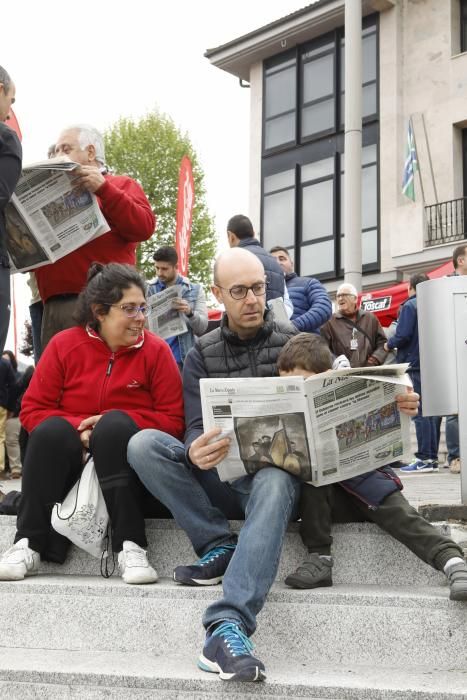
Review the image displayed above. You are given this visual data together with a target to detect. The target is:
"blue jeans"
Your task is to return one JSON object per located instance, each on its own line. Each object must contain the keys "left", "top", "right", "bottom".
{"left": 127, "top": 429, "right": 300, "bottom": 636}
{"left": 409, "top": 370, "right": 438, "bottom": 461}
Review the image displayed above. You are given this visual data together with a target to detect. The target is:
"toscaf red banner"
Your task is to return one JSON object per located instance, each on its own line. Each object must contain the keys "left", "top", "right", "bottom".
{"left": 175, "top": 156, "right": 195, "bottom": 278}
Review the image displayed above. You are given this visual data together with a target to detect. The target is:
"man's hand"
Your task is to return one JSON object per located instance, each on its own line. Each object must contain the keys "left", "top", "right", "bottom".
{"left": 396, "top": 387, "right": 419, "bottom": 416}
{"left": 383, "top": 342, "right": 390, "bottom": 352}
{"left": 172, "top": 297, "right": 192, "bottom": 316}
{"left": 78, "top": 414, "right": 103, "bottom": 449}
{"left": 366, "top": 355, "right": 380, "bottom": 366}
{"left": 73, "top": 165, "right": 105, "bottom": 193}
{"left": 188, "top": 427, "right": 231, "bottom": 470}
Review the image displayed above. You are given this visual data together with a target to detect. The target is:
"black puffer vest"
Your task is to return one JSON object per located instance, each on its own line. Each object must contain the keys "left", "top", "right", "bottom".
{"left": 197, "top": 312, "right": 296, "bottom": 378}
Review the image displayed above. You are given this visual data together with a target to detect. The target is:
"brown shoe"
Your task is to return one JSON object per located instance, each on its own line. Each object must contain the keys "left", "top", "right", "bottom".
{"left": 450, "top": 458, "right": 461, "bottom": 474}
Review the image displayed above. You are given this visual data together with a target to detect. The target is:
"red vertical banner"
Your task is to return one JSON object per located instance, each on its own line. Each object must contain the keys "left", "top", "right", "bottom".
{"left": 6, "top": 107, "right": 22, "bottom": 141}
{"left": 175, "top": 156, "right": 195, "bottom": 278}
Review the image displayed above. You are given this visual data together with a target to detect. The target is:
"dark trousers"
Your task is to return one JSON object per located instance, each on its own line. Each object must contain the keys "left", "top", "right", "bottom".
{"left": 299, "top": 483, "right": 464, "bottom": 571}
{"left": 0, "top": 266, "right": 10, "bottom": 355}
{"left": 41, "top": 295, "right": 78, "bottom": 351}
{"left": 16, "top": 411, "right": 155, "bottom": 560}
{"left": 29, "top": 300, "right": 44, "bottom": 364}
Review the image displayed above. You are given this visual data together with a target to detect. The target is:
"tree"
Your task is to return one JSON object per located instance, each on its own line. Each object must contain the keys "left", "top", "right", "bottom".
{"left": 19, "top": 319, "right": 34, "bottom": 358}
{"left": 104, "top": 112, "right": 217, "bottom": 289}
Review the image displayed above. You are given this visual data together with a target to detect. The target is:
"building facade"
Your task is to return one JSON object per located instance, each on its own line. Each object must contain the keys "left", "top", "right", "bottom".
{"left": 206, "top": 0, "right": 467, "bottom": 292}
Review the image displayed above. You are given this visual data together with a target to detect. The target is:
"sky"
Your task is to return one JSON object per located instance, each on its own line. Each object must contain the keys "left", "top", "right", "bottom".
{"left": 3, "top": 0, "right": 306, "bottom": 360}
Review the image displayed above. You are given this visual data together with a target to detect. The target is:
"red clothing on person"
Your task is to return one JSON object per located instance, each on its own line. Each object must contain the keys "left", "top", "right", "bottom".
{"left": 20, "top": 326, "right": 184, "bottom": 439}
{"left": 35, "top": 174, "right": 155, "bottom": 302}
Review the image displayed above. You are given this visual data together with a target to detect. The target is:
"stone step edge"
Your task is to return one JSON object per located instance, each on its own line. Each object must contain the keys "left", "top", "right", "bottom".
{"left": 0, "top": 648, "right": 466, "bottom": 698}
{"left": 0, "top": 576, "right": 454, "bottom": 608}
{"left": 0, "top": 513, "right": 454, "bottom": 537}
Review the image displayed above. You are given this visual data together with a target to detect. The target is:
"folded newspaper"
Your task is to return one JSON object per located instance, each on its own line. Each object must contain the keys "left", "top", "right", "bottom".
{"left": 5, "top": 156, "right": 109, "bottom": 273}
{"left": 200, "top": 364, "right": 412, "bottom": 486}
{"left": 147, "top": 285, "right": 188, "bottom": 340}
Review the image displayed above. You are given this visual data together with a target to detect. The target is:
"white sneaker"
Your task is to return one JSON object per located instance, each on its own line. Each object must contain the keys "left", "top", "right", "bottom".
{"left": 0, "top": 538, "right": 40, "bottom": 580}
{"left": 118, "top": 541, "right": 158, "bottom": 584}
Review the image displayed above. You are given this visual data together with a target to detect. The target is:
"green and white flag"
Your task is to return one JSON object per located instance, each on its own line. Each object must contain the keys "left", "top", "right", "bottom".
{"left": 402, "top": 120, "right": 417, "bottom": 201}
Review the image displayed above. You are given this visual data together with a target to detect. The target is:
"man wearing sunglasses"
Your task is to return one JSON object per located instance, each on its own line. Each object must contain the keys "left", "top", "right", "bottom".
{"left": 128, "top": 247, "right": 299, "bottom": 683}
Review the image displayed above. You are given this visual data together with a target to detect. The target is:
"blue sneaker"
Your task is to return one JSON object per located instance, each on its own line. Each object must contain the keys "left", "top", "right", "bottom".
{"left": 173, "top": 543, "right": 236, "bottom": 586}
{"left": 198, "top": 621, "right": 266, "bottom": 682}
{"left": 400, "top": 459, "right": 438, "bottom": 473}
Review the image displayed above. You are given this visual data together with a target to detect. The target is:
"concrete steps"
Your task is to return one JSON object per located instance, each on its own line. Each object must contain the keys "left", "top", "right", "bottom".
{"left": 0, "top": 515, "right": 445, "bottom": 585}
{"left": 0, "top": 649, "right": 465, "bottom": 699}
{"left": 1, "top": 576, "right": 466, "bottom": 668}
{"left": 0, "top": 515, "right": 466, "bottom": 697}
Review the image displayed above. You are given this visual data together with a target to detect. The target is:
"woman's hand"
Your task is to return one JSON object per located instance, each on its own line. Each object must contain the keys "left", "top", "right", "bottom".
{"left": 78, "top": 414, "right": 103, "bottom": 449}
{"left": 188, "top": 427, "right": 231, "bottom": 470}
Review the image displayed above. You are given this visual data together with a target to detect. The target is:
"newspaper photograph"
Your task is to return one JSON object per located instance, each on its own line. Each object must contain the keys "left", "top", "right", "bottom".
{"left": 6, "top": 157, "right": 109, "bottom": 273}
{"left": 304, "top": 365, "right": 412, "bottom": 485}
{"left": 200, "top": 364, "right": 412, "bottom": 486}
{"left": 147, "top": 285, "right": 188, "bottom": 339}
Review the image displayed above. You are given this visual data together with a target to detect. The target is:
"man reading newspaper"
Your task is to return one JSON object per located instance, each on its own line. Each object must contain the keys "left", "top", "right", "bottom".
{"left": 276, "top": 333, "right": 467, "bottom": 600}
{"left": 35, "top": 124, "right": 155, "bottom": 348}
{"left": 129, "top": 249, "right": 420, "bottom": 683}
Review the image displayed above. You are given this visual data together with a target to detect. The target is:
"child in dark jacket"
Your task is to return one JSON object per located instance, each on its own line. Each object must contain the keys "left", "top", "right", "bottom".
{"left": 277, "top": 333, "right": 467, "bottom": 601}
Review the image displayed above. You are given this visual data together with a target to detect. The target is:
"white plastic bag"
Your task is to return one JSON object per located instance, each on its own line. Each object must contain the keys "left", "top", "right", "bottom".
{"left": 51, "top": 457, "right": 109, "bottom": 558}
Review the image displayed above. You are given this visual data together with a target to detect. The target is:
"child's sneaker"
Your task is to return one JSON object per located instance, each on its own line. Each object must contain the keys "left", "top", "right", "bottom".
{"left": 0, "top": 538, "right": 40, "bottom": 580}
{"left": 285, "top": 553, "right": 333, "bottom": 589}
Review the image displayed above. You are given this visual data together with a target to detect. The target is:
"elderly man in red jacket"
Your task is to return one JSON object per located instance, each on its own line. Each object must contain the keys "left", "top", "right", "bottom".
{"left": 36, "top": 124, "right": 155, "bottom": 348}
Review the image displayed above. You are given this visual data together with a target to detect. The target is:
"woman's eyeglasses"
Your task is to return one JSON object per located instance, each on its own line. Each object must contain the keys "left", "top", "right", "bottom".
{"left": 110, "top": 304, "right": 149, "bottom": 318}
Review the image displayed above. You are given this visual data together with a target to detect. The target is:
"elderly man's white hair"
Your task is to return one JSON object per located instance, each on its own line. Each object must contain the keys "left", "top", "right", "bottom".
{"left": 67, "top": 124, "right": 106, "bottom": 166}
{"left": 337, "top": 282, "right": 358, "bottom": 297}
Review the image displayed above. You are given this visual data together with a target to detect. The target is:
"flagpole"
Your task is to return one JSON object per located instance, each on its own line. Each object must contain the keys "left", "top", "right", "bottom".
{"left": 409, "top": 116, "right": 425, "bottom": 204}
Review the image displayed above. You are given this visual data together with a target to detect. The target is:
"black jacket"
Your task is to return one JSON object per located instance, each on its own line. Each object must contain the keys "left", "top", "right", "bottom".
{"left": 237, "top": 238, "right": 286, "bottom": 302}
{"left": 0, "top": 123, "right": 22, "bottom": 268}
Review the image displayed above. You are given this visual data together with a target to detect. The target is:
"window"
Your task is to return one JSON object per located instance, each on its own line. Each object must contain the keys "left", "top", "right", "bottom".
{"left": 261, "top": 15, "right": 379, "bottom": 281}
{"left": 462, "top": 0, "right": 467, "bottom": 53}
{"left": 301, "top": 39, "right": 335, "bottom": 139}
{"left": 264, "top": 55, "right": 296, "bottom": 150}
{"left": 262, "top": 169, "right": 295, "bottom": 251}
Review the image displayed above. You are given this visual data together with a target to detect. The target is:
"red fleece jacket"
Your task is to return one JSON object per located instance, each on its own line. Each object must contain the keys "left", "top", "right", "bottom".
{"left": 20, "top": 326, "right": 184, "bottom": 439}
{"left": 35, "top": 174, "right": 155, "bottom": 302}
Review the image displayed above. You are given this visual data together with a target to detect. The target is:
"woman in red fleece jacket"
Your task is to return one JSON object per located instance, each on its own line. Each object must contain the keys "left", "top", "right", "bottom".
{"left": 0, "top": 263, "right": 184, "bottom": 584}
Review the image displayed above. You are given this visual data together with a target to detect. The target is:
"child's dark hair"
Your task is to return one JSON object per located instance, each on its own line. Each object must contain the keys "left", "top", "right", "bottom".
{"left": 277, "top": 333, "right": 333, "bottom": 374}
{"left": 74, "top": 262, "right": 146, "bottom": 331}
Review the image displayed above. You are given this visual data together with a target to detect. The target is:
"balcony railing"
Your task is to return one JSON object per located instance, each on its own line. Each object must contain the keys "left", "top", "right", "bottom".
{"left": 425, "top": 197, "right": 467, "bottom": 248}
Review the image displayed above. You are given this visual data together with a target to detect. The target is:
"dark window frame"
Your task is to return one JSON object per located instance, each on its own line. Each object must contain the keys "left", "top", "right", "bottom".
{"left": 461, "top": 0, "right": 467, "bottom": 53}
{"left": 260, "top": 13, "right": 380, "bottom": 282}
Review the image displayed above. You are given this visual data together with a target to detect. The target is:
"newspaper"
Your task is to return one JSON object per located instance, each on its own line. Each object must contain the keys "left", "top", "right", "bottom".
{"left": 5, "top": 156, "right": 109, "bottom": 273}
{"left": 200, "top": 364, "right": 412, "bottom": 485}
{"left": 147, "top": 285, "right": 188, "bottom": 339}
{"left": 268, "top": 297, "right": 289, "bottom": 323}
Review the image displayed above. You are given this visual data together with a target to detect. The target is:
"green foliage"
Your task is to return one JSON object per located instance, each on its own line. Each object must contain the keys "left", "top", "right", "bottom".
{"left": 104, "top": 112, "right": 217, "bottom": 288}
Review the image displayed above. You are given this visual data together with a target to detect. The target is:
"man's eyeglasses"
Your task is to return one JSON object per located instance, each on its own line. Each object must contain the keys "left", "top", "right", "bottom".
{"left": 110, "top": 304, "right": 149, "bottom": 318}
{"left": 336, "top": 293, "right": 354, "bottom": 300}
{"left": 216, "top": 282, "right": 268, "bottom": 300}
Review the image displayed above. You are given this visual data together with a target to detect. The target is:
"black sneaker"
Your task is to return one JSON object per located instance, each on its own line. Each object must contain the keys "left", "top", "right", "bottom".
{"left": 173, "top": 543, "right": 236, "bottom": 586}
{"left": 198, "top": 621, "right": 266, "bottom": 682}
{"left": 284, "top": 554, "right": 333, "bottom": 589}
{"left": 447, "top": 562, "right": 467, "bottom": 601}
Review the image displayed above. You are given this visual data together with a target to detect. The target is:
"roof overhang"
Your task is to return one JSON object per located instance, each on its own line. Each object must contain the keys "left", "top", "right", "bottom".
{"left": 205, "top": 0, "right": 395, "bottom": 82}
